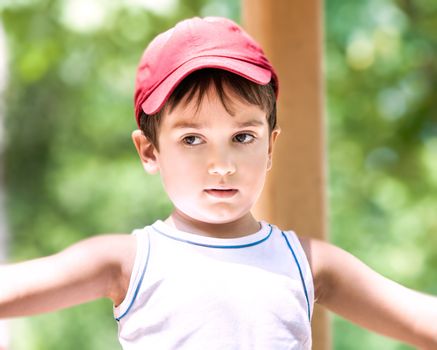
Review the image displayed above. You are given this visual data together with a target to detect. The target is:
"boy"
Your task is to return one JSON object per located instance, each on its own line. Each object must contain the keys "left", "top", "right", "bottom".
{"left": 1, "top": 16, "right": 437, "bottom": 349}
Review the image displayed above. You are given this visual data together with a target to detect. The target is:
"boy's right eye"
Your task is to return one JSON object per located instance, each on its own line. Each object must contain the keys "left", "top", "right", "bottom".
{"left": 182, "top": 135, "right": 203, "bottom": 146}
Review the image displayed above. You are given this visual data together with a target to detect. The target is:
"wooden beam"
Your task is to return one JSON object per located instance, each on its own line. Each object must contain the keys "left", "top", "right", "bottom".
{"left": 242, "top": 1, "right": 330, "bottom": 349}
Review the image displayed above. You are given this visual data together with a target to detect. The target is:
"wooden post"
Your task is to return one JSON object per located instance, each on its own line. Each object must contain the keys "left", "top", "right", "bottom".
{"left": 242, "top": 1, "right": 330, "bottom": 349}
{"left": 0, "top": 19, "right": 10, "bottom": 350}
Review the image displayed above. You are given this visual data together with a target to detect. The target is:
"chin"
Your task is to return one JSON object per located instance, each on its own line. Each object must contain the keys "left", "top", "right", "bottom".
{"left": 198, "top": 211, "right": 248, "bottom": 225}
{"left": 175, "top": 201, "right": 253, "bottom": 225}
{"left": 202, "top": 217, "right": 237, "bottom": 225}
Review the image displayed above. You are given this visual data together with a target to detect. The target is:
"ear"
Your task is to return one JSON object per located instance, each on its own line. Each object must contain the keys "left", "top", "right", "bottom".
{"left": 267, "top": 128, "right": 281, "bottom": 171}
{"left": 131, "top": 130, "right": 160, "bottom": 174}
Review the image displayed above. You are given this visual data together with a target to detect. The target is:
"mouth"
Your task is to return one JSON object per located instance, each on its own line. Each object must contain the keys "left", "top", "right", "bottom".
{"left": 204, "top": 189, "right": 238, "bottom": 198}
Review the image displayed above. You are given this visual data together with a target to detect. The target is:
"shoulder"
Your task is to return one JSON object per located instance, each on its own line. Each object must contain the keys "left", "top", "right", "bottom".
{"left": 296, "top": 235, "right": 354, "bottom": 303}
{"left": 101, "top": 234, "right": 138, "bottom": 305}
{"left": 66, "top": 233, "right": 137, "bottom": 304}
{"left": 68, "top": 233, "right": 137, "bottom": 267}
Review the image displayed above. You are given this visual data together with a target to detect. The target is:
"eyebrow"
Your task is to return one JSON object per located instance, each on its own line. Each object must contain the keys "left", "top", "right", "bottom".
{"left": 171, "top": 119, "right": 265, "bottom": 129}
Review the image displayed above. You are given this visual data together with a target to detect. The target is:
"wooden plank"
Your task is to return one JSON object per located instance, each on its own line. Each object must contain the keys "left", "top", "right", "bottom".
{"left": 242, "top": 1, "right": 330, "bottom": 349}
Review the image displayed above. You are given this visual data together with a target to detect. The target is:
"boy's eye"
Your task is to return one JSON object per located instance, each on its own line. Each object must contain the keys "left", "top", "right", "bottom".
{"left": 234, "top": 133, "right": 255, "bottom": 144}
{"left": 182, "top": 135, "right": 203, "bottom": 145}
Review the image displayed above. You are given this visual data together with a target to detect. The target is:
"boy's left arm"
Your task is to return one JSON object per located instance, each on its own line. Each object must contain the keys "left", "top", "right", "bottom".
{"left": 301, "top": 238, "right": 437, "bottom": 349}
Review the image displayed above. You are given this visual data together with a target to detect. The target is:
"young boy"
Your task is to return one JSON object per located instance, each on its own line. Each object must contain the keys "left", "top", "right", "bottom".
{"left": 1, "top": 16, "right": 436, "bottom": 349}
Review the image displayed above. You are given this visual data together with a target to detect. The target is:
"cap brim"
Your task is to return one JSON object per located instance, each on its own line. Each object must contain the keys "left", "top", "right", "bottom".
{"left": 141, "top": 56, "right": 272, "bottom": 115}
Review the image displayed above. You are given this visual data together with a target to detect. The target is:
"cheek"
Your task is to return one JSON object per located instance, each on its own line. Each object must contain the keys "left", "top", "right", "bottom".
{"left": 238, "top": 143, "right": 270, "bottom": 171}
{"left": 241, "top": 147, "right": 271, "bottom": 190}
{"left": 158, "top": 150, "right": 202, "bottom": 189}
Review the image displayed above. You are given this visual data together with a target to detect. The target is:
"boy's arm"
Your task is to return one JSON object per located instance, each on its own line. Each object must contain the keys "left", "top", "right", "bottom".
{"left": 301, "top": 238, "right": 437, "bottom": 349}
{"left": 0, "top": 234, "right": 136, "bottom": 318}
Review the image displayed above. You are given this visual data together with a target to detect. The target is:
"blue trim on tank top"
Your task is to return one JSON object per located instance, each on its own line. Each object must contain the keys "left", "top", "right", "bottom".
{"left": 281, "top": 231, "right": 311, "bottom": 322}
{"left": 116, "top": 231, "right": 151, "bottom": 322}
{"left": 151, "top": 224, "right": 273, "bottom": 249}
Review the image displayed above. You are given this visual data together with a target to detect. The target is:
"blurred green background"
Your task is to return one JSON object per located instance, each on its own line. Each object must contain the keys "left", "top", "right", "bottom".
{"left": 0, "top": 0, "right": 436, "bottom": 349}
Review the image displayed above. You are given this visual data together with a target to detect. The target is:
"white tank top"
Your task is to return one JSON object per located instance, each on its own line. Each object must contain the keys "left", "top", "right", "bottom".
{"left": 114, "top": 220, "right": 314, "bottom": 349}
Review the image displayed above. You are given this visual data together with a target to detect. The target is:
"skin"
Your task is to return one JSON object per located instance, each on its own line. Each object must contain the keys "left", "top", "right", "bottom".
{"left": 0, "top": 85, "right": 436, "bottom": 348}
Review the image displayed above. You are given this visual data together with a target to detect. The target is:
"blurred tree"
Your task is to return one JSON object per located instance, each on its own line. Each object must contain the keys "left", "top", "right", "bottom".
{"left": 0, "top": 18, "right": 10, "bottom": 350}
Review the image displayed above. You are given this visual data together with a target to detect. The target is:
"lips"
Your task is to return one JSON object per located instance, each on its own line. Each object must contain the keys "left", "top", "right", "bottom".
{"left": 205, "top": 189, "right": 238, "bottom": 198}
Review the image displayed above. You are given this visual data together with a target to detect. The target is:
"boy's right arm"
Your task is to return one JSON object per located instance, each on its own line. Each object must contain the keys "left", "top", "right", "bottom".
{"left": 0, "top": 234, "right": 136, "bottom": 318}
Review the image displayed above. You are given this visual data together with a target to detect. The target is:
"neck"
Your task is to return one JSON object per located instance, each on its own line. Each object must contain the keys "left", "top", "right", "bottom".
{"left": 164, "top": 211, "right": 261, "bottom": 239}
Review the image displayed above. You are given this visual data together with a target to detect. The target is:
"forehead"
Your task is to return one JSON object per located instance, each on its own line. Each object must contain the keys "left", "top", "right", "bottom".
{"left": 161, "top": 85, "right": 268, "bottom": 128}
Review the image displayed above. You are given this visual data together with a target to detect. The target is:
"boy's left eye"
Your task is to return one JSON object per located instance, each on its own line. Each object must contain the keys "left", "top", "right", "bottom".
{"left": 234, "top": 133, "right": 255, "bottom": 144}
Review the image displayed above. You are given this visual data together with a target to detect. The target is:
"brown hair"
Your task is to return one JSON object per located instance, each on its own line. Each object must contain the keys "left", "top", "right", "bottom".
{"left": 139, "top": 68, "right": 277, "bottom": 150}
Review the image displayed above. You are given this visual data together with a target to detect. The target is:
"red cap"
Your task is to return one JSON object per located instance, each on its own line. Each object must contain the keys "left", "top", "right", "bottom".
{"left": 134, "top": 16, "right": 278, "bottom": 126}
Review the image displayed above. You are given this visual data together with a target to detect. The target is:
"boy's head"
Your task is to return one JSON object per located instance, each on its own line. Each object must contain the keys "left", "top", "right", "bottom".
{"left": 132, "top": 17, "right": 280, "bottom": 225}
{"left": 133, "top": 16, "right": 279, "bottom": 145}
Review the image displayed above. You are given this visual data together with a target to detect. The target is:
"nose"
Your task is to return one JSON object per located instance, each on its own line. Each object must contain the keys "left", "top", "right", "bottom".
{"left": 207, "top": 148, "right": 236, "bottom": 176}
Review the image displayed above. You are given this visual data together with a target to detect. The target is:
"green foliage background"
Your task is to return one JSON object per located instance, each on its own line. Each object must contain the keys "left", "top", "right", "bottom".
{"left": 1, "top": 0, "right": 436, "bottom": 349}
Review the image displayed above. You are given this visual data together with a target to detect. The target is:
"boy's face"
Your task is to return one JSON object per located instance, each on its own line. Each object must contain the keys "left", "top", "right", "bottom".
{"left": 133, "top": 85, "right": 279, "bottom": 227}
